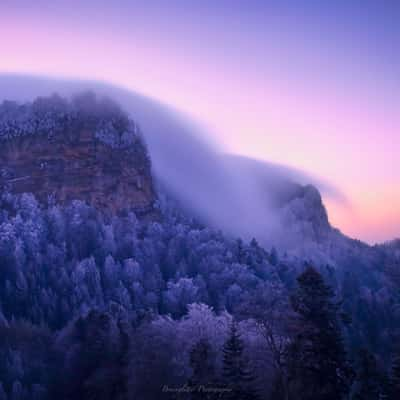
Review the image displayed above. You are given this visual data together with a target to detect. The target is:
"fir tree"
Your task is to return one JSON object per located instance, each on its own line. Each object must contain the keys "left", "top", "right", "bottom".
{"left": 188, "top": 339, "right": 216, "bottom": 399}
{"left": 222, "top": 322, "right": 258, "bottom": 400}
{"left": 353, "top": 348, "right": 388, "bottom": 400}
{"left": 288, "top": 266, "right": 354, "bottom": 400}
{"left": 389, "top": 352, "right": 400, "bottom": 400}
{"left": 0, "top": 383, "right": 6, "bottom": 400}
{"left": 190, "top": 339, "right": 215, "bottom": 385}
{"left": 269, "top": 247, "right": 278, "bottom": 266}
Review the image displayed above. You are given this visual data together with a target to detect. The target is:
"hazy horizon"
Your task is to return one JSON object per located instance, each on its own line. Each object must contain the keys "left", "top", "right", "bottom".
{"left": 1, "top": 1, "right": 399, "bottom": 243}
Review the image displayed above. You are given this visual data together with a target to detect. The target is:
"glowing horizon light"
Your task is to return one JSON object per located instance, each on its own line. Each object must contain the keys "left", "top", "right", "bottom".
{"left": 0, "top": 0, "right": 399, "bottom": 243}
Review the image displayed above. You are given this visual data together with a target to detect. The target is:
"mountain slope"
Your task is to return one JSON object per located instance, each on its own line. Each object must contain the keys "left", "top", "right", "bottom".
{"left": 0, "top": 90, "right": 399, "bottom": 400}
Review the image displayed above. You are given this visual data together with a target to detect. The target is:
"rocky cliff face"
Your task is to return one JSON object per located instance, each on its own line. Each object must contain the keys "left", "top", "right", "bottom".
{"left": 280, "top": 184, "right": 332, "bottom": 241}
{"left": 0, "top": 93, "right": 157, "bottom": 217}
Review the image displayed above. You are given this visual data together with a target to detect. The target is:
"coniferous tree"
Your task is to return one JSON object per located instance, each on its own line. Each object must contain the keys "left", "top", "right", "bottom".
{"left": 222, "top": 322, "right": 258, "bottom": 400}
{"left": 55, "top": 310, "right": 126, "bottom": 400}
{"left": 288, "top": 266, "right": 354, "bottom": 400}
{"left": 269, "top": 247, "right": 278, "bottom": 266}
{"left": 190, "top": 339, "right": 215, "bottom": 385}
{"left": 389, "top": 352, "right": 400, "bottom": 400}
{"left": 353, "top": 348, "right": 388, "bottom": 400}
{"left": 188, "top": 339, "right": 216, "bottom": 399}
{"left": 10, "top": 381, "right": 24, "bottom": 400}
{"left": 0, "top": 383, "right": 7, "bottom": 400}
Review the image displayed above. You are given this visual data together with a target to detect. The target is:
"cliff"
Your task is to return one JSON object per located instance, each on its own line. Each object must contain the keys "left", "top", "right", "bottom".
{"left": 0, "top": 93, "right": 157, "bottom": 217}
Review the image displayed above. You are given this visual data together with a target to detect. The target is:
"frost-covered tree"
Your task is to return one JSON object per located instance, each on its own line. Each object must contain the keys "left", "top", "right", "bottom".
{"left": 0, "top": 93, "right": 398, "bottom": 400}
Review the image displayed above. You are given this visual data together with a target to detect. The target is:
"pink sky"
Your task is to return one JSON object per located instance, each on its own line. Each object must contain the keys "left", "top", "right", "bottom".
{"left": 1, "top": 1, "right": 399, "bottom": 243}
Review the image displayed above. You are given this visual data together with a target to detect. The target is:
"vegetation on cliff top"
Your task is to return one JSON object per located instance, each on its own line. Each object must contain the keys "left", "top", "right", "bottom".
{"left": 0, "top": 92, "right": 142, "bottom": 150}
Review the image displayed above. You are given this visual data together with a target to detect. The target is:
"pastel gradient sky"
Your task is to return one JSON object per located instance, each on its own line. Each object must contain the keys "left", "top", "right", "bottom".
{"left": 1, "top": 0, "right": 399, "bottom": 243}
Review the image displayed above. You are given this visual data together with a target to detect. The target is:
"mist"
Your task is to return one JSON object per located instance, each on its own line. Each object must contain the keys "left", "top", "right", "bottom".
{"left": 0, "top": 74, "right": 342, "bottom": 247}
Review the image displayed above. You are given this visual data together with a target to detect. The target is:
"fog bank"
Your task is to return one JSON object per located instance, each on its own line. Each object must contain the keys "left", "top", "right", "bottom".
{"left": 0, "top": 74, "right": 341, "bottom": 247}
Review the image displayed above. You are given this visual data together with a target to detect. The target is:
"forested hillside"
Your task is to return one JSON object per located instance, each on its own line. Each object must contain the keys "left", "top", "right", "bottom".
{"left": 0, "top": 95, "right": 399, "bottom": 400}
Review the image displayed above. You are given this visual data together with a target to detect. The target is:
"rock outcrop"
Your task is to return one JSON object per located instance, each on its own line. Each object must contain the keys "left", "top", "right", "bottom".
{"left": 280, "top": 184, "right": 332, "bottom": 241}
{"left": 0, "top": 93, "right": 157, "bottom": 217}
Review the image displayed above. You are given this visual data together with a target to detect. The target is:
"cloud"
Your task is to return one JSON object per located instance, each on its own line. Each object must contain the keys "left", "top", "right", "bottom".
{"left": 0, "top": 73, "right": 345, "bottom": 247}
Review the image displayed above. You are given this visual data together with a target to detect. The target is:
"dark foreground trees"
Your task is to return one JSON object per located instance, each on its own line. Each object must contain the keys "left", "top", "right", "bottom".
{"left": 389, "top": 351, "right": 400, "bottom": 400}
{"left": 222, "top": 322, "right": 258, "bottom": 400}
{"left": 352, "top": 348, "right": 388, "bottom": 400}
{"left": 287, "top": 266, "right": 354, "bottom": 400}
{"left": 0, "top": 191, "right": 399, "bottom": 399}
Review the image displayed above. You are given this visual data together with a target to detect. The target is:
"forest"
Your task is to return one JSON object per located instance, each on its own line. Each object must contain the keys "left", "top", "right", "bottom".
{"left": 0, "top": 95, "right": 400, "bottom": 399}
{"left": 0, "top": 190, "right": 399, "bottom": 399}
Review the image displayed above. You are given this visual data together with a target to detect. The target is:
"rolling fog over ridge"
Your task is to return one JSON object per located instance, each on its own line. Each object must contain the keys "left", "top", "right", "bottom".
{"left": 1, "top": 75, "right": 400, "bottom": 400}
{"left": 0, "top": 74, "right": 355, "bottom": 250}
{"left": 2, "top": 4, "right": 400, "bottom": 399}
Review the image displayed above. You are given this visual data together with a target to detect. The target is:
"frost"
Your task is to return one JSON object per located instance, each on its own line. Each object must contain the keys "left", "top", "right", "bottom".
{"left": 0, "top": 92, "right": 141, "bottom": 151}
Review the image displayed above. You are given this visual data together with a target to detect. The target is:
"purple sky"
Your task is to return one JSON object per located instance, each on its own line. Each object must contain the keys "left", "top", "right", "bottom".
{"left": 1, "top": 0, "right": 399, "bottom": 242}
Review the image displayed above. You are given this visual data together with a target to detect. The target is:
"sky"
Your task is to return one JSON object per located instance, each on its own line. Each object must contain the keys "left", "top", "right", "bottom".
{"left": 0, "top": 0, "right": 399, "bottom": 243}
